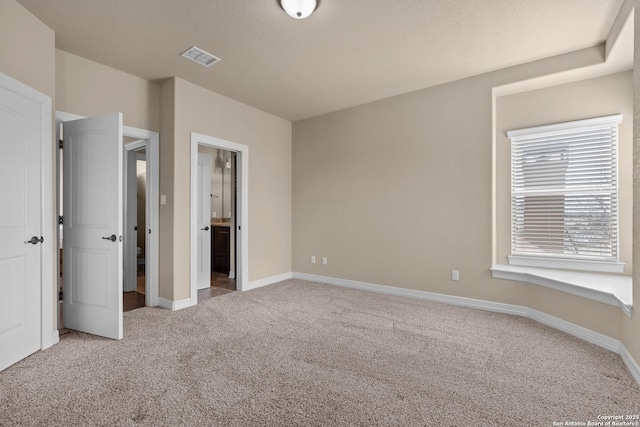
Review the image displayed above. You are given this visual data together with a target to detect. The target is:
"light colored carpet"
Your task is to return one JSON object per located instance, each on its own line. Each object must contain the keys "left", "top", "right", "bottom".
{"left": 1, "top": 279, "right": 639, "bottom": 426}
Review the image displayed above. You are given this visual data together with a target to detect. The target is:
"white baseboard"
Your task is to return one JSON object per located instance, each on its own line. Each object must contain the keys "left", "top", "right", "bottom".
{"left": 526, "top": 308, "right": 620, "bottom": 353}
{"left": 292, "top": 272, "right": 639, "bottom": 386}
{"left": 158, "top": 297, "right": 194, "bottom": 311}
{"left": 229, "top": 270, "right": 236, "bottom": 279}
{"left": 621, "top": 344, "right": 640, "bottom": 386}
{"left": 243, "top": 272, "right": 293, "bottom": 291}
{"left": 293, "top": 272, "right": 528, "bottom": 316}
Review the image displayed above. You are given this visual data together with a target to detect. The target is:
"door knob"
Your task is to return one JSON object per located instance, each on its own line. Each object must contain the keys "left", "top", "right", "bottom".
{"left": 201, "top": 226, "right": 209, "bottom": 231}
{"left": 24, "top": 236, "right": 44, "bottom": 245}
{"left": 101, "top": 234, "right": 117, "bottom": 242}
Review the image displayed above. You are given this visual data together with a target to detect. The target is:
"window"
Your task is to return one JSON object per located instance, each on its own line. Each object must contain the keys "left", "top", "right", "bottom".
{"left": 507, "top": 115, "right": 623, "bottom": 273}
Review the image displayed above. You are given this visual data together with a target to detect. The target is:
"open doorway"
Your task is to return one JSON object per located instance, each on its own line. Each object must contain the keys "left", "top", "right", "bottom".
{"left": 197, "top": 146, "right": 237, "bottom": 299}
{"left": 190, "top": 132, "right": 249, "bottom": 306}
{"left": 123, "top": 141, "right": 147, "bottom": 311}
{"left": 56, "top": 111, "right": 160, "bottom": 331}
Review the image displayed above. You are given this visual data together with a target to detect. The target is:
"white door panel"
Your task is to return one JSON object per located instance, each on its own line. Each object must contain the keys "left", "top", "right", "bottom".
{"left": 197, "top": 153, "right": 211, "bottom": 290}
{"left": 0, "top": 85, "right": 42, "bottom": 371}
{"left": 63, "top": 113, "right": 123, "bottom": 340}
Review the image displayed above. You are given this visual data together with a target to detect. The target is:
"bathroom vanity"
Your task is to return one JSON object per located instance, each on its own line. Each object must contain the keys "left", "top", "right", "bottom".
{"left": 211, "top": 224, "right": 231, "bottom": 274}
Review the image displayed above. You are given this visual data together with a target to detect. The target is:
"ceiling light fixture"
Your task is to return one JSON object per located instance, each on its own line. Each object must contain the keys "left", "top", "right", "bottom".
{"left": 280, "top": 0, "right": 317, "bottom": 19}
{"left": 180, "top": 46, "right": 221, "bottom": 68}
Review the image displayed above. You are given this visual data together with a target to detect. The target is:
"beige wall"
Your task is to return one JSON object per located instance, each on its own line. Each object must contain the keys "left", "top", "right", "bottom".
{"left": 56, "top": 50, "right": 160, "bottom": 131}
{"left": 292, "top": 46, "right": 632, "bottom": 349}
{"left": 0, "top": 1, "right": 55, "bottom": 98}
{"left": 496, "top": 71, "right": 633, "bottom": 275}
{"left": 159, "top": 79, "right": 176, "bottom": 300}
{"left": 162, "top": 77, "right": 291, "bottom": 300}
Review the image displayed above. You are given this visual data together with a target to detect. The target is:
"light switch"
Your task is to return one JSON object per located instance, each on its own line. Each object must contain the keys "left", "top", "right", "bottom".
{"left": 160, "top": 195, "right": 167, "bottom": 205}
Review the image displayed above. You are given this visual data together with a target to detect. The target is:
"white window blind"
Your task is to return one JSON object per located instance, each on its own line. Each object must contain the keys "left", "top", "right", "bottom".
{"left": 507, "top": 115, "right": 622, "bottom": 263}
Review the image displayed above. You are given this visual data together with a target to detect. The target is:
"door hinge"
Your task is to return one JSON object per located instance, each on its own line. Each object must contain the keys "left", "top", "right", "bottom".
{"left": 59, "top": 139, "right": 63, "bottom": 149}
{"left": 58, "top": 215, "right": 63, "bottom": 225}
{"left": 58, "top": 290, "right": 63, "bottom": 302}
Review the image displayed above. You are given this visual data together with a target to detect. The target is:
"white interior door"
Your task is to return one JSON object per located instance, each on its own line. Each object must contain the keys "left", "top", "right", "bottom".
{"left": 0, "top": 84, "right": 42, "bottom": 371}
{"left": 123, "top": 149, "right": 137, "bottom": 292}
{"left": 63, "top": 113, "right": 123, "bottom": 340}
{"left": 197, "top": 153, "right": 211, "bottom": 290}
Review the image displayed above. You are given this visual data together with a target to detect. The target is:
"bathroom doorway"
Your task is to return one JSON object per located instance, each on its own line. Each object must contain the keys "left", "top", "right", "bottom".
{"left": 197, "top": 145, "right": 237, "bottom": 297}
{"left": 190, "top": 132, "right": 249, "bottom": 305}
{"left": 123, "top": 142, "right": 148, "bottom": 310}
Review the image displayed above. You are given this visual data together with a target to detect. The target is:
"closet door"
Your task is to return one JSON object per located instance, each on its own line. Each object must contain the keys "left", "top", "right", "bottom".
{"left": 0, "top": 81, "right": 43, "bottom": 371}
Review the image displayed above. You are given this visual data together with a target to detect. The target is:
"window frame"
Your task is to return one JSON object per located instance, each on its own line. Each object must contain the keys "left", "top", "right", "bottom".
{"left": 506, "top": 114, "right": 624, "bottom": 274}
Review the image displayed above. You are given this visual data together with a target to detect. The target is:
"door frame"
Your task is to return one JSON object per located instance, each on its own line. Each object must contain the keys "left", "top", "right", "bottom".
{"left": 190, "top": 133, "right": 249, "bottom": 304}
{"left": 56, "top": 111, "right": 160, "bottom": 307}
{"left": 0, "top": 71, "right": 57, "bottom": 351}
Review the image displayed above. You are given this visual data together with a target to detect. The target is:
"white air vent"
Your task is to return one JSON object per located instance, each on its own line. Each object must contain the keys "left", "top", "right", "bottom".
{"left": 180, "top": 46, "right": 221, "bottom": 68}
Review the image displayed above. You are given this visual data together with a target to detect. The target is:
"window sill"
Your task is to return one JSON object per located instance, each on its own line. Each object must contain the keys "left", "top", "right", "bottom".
{"left": 508, "top": 255, "right": 625, "bottom": 274}
{"left": 491, "top": 264, "right": 632, "bottom": 318}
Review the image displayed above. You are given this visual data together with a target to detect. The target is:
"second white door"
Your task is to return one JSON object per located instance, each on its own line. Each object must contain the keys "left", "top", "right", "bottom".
{"left": 197, "top": 153, "right": 211, "bottom": 290}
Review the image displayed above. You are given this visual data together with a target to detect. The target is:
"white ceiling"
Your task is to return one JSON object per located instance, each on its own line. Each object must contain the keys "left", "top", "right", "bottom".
{"left": 18, "top": 0, "right": 624, "bottom": 122}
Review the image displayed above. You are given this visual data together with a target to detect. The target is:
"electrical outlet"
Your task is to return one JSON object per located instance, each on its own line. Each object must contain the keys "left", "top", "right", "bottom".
{"left": 311, "top": 256, "right": 316, "bottom": 264}
{"left": 452, "top": 270, "right": 459, "bottom": 281}
{"left": 322, "top": 257, "right": 328, "bottom": 265}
